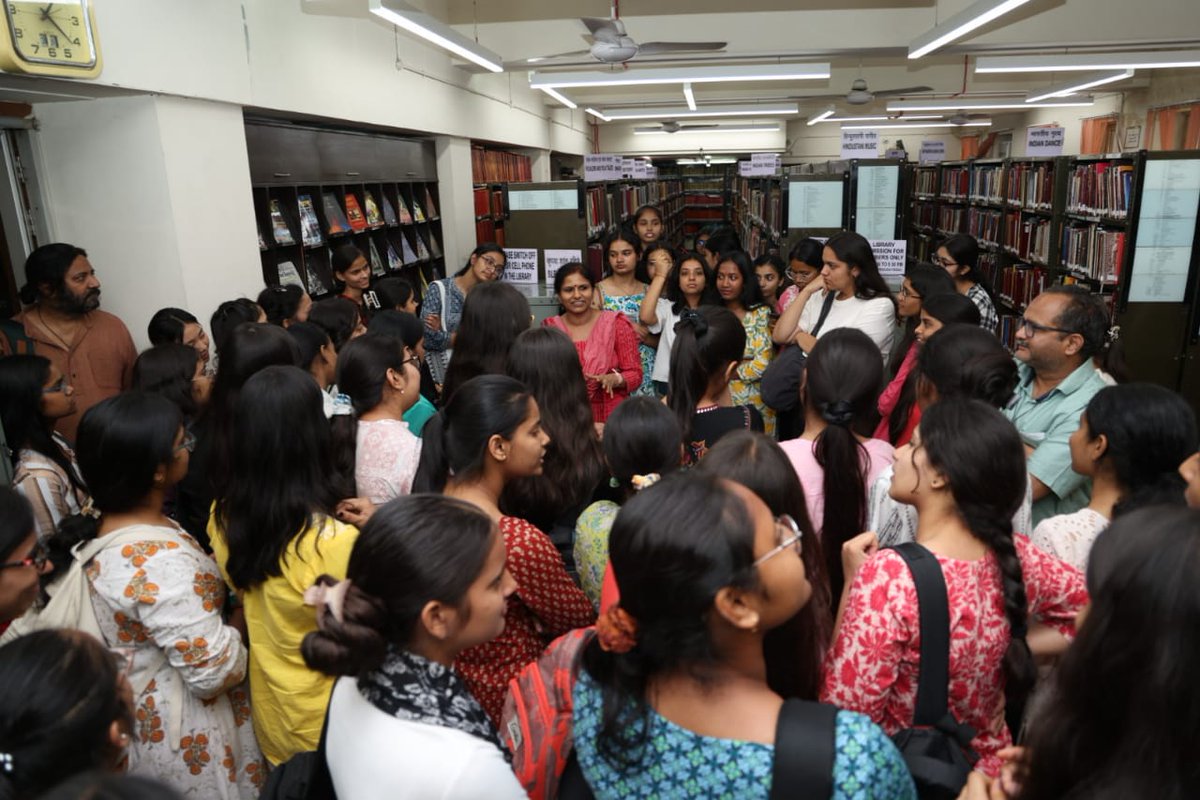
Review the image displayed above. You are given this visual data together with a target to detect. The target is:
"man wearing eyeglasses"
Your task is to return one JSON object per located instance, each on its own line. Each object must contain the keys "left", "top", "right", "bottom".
{"left": 1003, "top": 286, "right": 1110, "bottom": 527}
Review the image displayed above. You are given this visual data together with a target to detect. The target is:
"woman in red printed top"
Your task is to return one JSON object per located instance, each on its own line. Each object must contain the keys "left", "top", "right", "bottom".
{"left": 821, "top": 398, "right": 1087, "bottom": 778}
{"left": 412, "top": 374, "right": 596, "bottom": 723}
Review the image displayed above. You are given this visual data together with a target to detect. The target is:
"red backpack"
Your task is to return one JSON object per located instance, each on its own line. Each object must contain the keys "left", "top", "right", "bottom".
{"left": 500, "top": 626, "right": 595, "bottom": 800}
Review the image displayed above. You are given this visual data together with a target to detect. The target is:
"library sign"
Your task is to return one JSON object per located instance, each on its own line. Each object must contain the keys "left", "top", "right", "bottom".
{"left": 502, "top": 248, "right": 538, "bottom": 285}
{"left": 1026, "top": 126, "right": 1065, "bottom": 157}
{"left": 841, "top": 131, "right": 879, "bottom": 159}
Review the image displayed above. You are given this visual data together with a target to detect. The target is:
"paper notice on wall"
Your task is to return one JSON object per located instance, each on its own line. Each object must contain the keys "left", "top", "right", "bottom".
{"left": 584, "top": 154, "right": 623, "bottom": 181}
{"left": 1026, "top": 126, "right": 1065, "bottom": 157}
{"left": 502, "top": 248, "right": 539, "bottom": 285}
{"left": 1129, "top": 158, "right": 1200, "bottom": 303}
{"left": 544, "top": 249, "right": 583, "bottom": 287}
{"left": 870, "top": 239, "right": 907, "bottom": 280}
{"left": 740, "top": 153, "right": 781, "bottom": 176}
{"left": 632, "top": 160, "right": 650, "bottom": 178}
{"left": 919, "top": 140, "right": 946, "bottom": 164}
{"left": 841, "top": 130, "right": 879, "bottom": 159}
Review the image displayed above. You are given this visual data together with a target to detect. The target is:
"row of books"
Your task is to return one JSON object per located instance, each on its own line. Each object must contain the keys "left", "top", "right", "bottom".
{"left": 737, "top": 184, "right": 784, "bottom": 236}
{"left": 1005, "top": 163, "right": 1056, "bottom": 211}
{"left": 912, "top": 167, "right": 939, "bottom": 196}
{"left": 1003, "top": 213, "right": 1054, "bottom": 264}
{"left": 475, "top": 217, "right": 506, "bottom": 247}
{"left": 1065, "top": 160, "right": 1134, "bottom": 219}
{"left": 471, "top": 147, "right": 532, "bottom": 184}
{"left": 1061, "top": 223, "right": 1126, "bottom": 283}
{"left": 473, "top": 186, "right": 505, "bottom": 219}
{"left": 937, "top": 205, "right": 967, "bottom": 235}
{"left": 911, "top": 200, "right": 937, "bottom": 228}
{"left": 967, "top": 207, "right": 1004, "bottom": 247}
{"left": 907, "top": 231, "right": 937, "bottom": 262}
{"left": 940, "top": 167, "right": 970, "bottom": 201}
{"left": 584, "top": 181, "right": 680, "bottom": 239}
{"left": 969, "top": 166, "right": 1005, "bottom": 205}
{"left": 995, "top": 264, "right": 1050, "bottom": 315}
{"left": 266, "top": 187, "right": 438, "bottom": 248}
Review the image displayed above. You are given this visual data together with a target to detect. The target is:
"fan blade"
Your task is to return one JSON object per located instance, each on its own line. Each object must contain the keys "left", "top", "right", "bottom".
{"left": 680, "top": 124, "right": 721, "bottom": 130}
{"left": 787, "top": 93, "right": 849, "bottom": 100}
{"left": 524, "top": 49, "right": 594, "bottom": 62}
{"left": 582, "top": 16, "right": 621, "bottom": 40}
{"left": 872, "top": 86, "right": 934, "bottom": 97}
{"left": 636, "top": 41, "right": 726, "bottom": 55}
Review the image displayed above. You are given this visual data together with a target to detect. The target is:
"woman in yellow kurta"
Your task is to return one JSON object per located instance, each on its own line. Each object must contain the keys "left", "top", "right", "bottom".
{"left": 715, "top": 251, "right": 776, "bottom": 436}
{"left": 209, "top": 365, "right": 359, "bottom": 765}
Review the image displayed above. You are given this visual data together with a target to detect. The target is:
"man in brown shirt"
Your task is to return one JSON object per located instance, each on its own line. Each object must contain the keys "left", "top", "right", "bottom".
{"left": 0, "top": 243, "right": 137, "bottom": 443}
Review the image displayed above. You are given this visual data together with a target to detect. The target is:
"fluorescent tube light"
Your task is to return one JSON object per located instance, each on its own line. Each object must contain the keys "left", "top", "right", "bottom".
{"left": 888, "top": 97, "right": 1094, "bottom": 111}
{"left": 585, "top": 108, "right": 611, "bottom": 122}
{"left": 538, "top": 87, "right": 577, "bottom": 109}
{"left": 599, "top": 104, "right": 799, "bottom": 121}
{"left": 634, "top": 125, "right": 781, "bottom": 135}
{"left": 810, "top": 114, "right": 946, "bottom": 124}
{"left": 1025, "top": 70, "right": 1133, "bottom": 103}
{"left": 908, "top": 0, "right": 1033, "bottom": 59}
{"left": 807, "top": 108, "right": 836, "bottom": 126}
{"left": 976, "top": 49, "right": 1200, "bottom": 73}
{"left": 530, "top": 63, "right": 830, "bottom": 89}
{"left": 677, "top": 158, "right": 739, "bottom": 165}
{"left": 842, "top": 121, "right": 991, "bottom": 129}
{"left": 369, "top": 0, "right": 503, "bottom": 73}
{"left": 683, "top": 83, "right": 696, "bottom": 111}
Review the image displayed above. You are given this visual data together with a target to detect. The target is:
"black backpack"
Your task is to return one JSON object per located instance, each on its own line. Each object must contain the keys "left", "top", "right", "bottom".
{"left": 890, "top": 542, "right": 980, "bottom": 800}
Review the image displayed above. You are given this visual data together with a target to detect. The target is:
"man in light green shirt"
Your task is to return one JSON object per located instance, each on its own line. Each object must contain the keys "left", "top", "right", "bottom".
{"left": 1003, "top": 286, "right": 1111, "bottom": 527}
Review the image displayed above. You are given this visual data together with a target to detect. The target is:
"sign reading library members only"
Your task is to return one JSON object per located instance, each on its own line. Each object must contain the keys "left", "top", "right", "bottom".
{"left": 502, "top": 248, "right": 538, "bottom": 285}
{"left": 841, "top": 131, "right": 879, "bottom": 160}
{"left": 1026, "top": 126, "right": 1065, "bottom": 157}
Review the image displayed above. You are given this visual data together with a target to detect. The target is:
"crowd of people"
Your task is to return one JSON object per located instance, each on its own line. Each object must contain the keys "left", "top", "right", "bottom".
{"left": 0, "top": 215, "right": 1197, "bottom": 800}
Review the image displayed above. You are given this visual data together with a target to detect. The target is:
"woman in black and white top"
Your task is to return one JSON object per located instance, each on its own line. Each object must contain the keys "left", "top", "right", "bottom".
{"left": 302, "top": 494, "right": 525, "bottom": 800}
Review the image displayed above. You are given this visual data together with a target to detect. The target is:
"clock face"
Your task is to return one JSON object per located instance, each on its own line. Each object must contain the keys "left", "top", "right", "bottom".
{"left": 5, "top": 0, "right": 97, "bottom": 68}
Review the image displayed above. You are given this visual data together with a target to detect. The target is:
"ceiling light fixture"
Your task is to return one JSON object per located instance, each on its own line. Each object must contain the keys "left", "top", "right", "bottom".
{"left": 976, "top": 49, "right": 1200, "bottom": 73}
{"left": 634, "top": 124, "right": 782, "bottom": 135}
{"left": 368, "top": 0, "right": 503, "bottom": 73}
{"left": 842, "top": 121, "right": 992, "bottom": 130}
{"left": 1025, "top": 69, "right": 1134, "bottom": 103}
{"left": 809, "top": 114, "right": 946, "bottom": 124}
{"left": 599, "top": 103, "right": 799, "bottom": 121}
{"left": 806, "top": 108, "right": 836, "bottom": 126}
{"left": 683, "top": 83, "right": 696, "bottom": 111}
{"left": 538, "top": 87, "right": 577, "bottom": 109}
{"left": 908, "top": 0, "right": 1033, "bottom": 59}
{"left": 676, "top": 157, "right": 740, "bottom": 165}
{"left": 529, "top": 62, "right": 830, "bottom": 89}
{"left": 584, "top": 108, "right": 611, "bottom": 122}
{"left": 888, "top": 97, "right": 1094, "bottom": 111}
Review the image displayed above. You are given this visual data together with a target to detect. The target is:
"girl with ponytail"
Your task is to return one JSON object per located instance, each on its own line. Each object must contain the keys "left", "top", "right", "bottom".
{"left": 777, "top": 328, "right": 892, "bottom": 598}
{"left": 822, "top": 398, "right": 1088, "bottom": 779}
{"left": 1030, "top": 383, "right": 1197, "bottom": 571}
{"left": 301, "top": 495, "right": 525, "bottom": 799}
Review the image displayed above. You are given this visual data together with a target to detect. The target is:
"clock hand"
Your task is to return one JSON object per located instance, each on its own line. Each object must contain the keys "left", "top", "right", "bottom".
{"left": 40, "top": 5, "right": 73, "bottom": 42}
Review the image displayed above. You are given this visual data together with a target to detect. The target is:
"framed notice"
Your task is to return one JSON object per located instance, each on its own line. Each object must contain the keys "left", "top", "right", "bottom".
{"left": 854, "top": 164, "right": 901, "bottom": 241}
{"left": 1128, "top": 158, "right": 1200, "bottom": 303}
{"left": 787, "top": 177, "right": 846, "bottom": 230}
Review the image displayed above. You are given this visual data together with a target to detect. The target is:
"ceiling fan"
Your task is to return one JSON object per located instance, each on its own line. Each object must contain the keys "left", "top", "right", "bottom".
{"left": 947, "top": 112, "right": 991, "bottom": 125}
{"left": 795, "top": 78, "right": 934, "bottom": 106}
{"left": 635, "top": 121, "right": 721, "bottom": 134}
{"left": 524, "top": 3, "right": 725, "bottom": 65}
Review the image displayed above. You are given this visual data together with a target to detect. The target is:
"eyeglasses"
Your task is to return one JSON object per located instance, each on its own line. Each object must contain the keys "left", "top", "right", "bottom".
{"left": 175, "top": 430, "right": 197, "bottom": 454}
{"left": 42, "top": 376, "right": 69, "bottom": 394}
{"left": 401, "top": 354, "right": 422, "bottom": 369}
{"left": 898, "top": 285, "right": 921, "bottom": 300}
{"left": 479, "top": 254, "right": 505, "bottom": 276}
{"left": 931, "top": 255, "right": 959, "bottom": 269}
{"left": 753, "top": 514, "right": 803, "bottom": 567}
{"left": 1017, "top": 317, "right": 1075, "bottom": 337}
{"left": 0, "top": 542, "right": 48, "bottom": 571}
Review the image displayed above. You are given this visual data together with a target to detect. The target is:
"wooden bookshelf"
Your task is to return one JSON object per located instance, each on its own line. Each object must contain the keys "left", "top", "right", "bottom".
{"left": 732, "top": 174, "right": 785, "bottom": 258}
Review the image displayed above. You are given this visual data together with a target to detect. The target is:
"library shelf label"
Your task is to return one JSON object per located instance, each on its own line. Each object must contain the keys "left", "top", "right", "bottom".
{"left": 509, "top": 188, "right": 579, "bottom": 212}
{"left": 870, "top": 239, "right": 908, "bottom": 281}
{"left": 919, "top": 140, "right": 946, "bottom": 164}
{"left": 545, "top": 249, "right": 584, "bottom": 287}
{"left": 1129, "top": 158, "right": 1200, "bottom": 304}
{"left": 740, "top": 153, "right": 782, "bottom": 177}
{"left": 1025, "top": 126, "right": 1065, "bottom": 157}
{"left": 502, "top": 248, "right": 539, "bottom": 286}
{"left": 856, "top": 165, "right": 900, "bottom": 241}
{"left": 584, "top": 154, "right": 624, "bottom": 181}
{"left": 842, "top": 130, "right": 879, "bottom": 160}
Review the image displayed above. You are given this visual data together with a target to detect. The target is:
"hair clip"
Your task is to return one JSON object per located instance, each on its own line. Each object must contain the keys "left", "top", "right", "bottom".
{"left": 0, "top": 752, "right": 12, "bottom": 773}
{"left": 1105, "top": 325, "right": 1120, "bottom": 343}
{"left": 80, "top": 499, "right": 101, "bottom": 520}
{"left": 329, "top": 393, "right": 354, "bottom": 417}
{"left": 630, "top": 473, "right": 661, "bottom": 492}
{"left": 304, "top": 579, "right": 352, "bottom": 625}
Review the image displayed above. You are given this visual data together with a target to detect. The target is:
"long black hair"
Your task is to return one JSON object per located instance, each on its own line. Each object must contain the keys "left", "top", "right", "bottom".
{"left": 888, "top": 262, "right": 956, "bottom": 377}
{"left": 917, "top": 398, "right": 1035, "bottom": 712}
{"left": 454, "top": 243, "right": 506, "bottom": 278}
{"left": 209, "top": 298, "right": 262, "bottom": 354}
{"left": 1016, "top": 505, "right": 1200, "bottom": 800}
{"left": 715, "top": 250, "right": 766, "bottom": 311}
{"left": 365, "top": 277, "right": 415, "bottom": 312}
{"left": 823, "top": 231, "right": 897, "bottom": 312}
{"left": 664, "top": 251, "right": 718, "bottom": 313}
{"left": 413, "top": 374, "right": 534, "bottom": 494}
{"left": 18, "top": 243, "right": 87, "bottom": 306}
{"left": 916, "top": 324, "right": 1018, "bottom": 409}
{"left": 214, "top": 366, "right": 339, "bottom": 591}
{"left": 938, "top": 233, "right": 996, "bottom": 303}
{"left": 287, "top": 321, "right": 334, "bottom": 379}
{"left": 581, "top": 472, "right": 761, "bottom": 766}
{"left": 308, "top": 297, "right": 360, "bottom": 353}
{"left": 601, "top": 227, "right": 647, "bottom": 282}
{"left": 0, "top": 630, "right": 133, "bottom": 799}
{"left": 440, "top": 281, "right": 530, "bottom": 405}
{"left": 1081, "top": 384, "right": 1198, "bottom": 518}
{"left": 666, "top": 305, "right": 746, "bottom": 447}
{"left": 257, "top": 284, "right": 308, "bottom": 327}
{"left": 147, "top": 307, "right": 199, "bottom": 346}
{"left": 0, "top": 487, "right": 34, "bottom": 567}
{"left": 802, "top": 328, "right": 884, "bottom": 597}
{"left": 697, "top": 431, "right": 830, "bottom": 701}
{"left": 501, "top": 327, "right": 604, "bottom": 531}
{"left": 0, "top": 356, "right": 83, "bottom": 492}
{"left": 599, "top": 397, "right": 682, "bottom": 499}
{"left": 133, "top": 343, "right": 203, "bottom": 422}
{"left": 302, "top": 495, "right": 496, "bottom": 676}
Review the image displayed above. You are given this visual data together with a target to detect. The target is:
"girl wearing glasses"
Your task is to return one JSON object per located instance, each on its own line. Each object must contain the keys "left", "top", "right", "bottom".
{"left": 572, "top": 472, "right": 913, "bottom": 798}
{"left": 0, "top": 487, "right": 51, "bottom": 625}
{"left": 421, "top": 243, "right": 507, "bottom": 388}
{"left": 777, "top": 238, "right": 824, "bottom": 312}
{"left": 934, "top": 234, "right": 999, "bottom": 334}
{"left": 0, "top": 355, "right": 89, "bottom": 544}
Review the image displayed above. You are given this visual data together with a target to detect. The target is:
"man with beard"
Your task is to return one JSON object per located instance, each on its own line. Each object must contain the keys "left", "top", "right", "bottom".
{"left": 0, "top": 243, "right": 136, "bottom": 442}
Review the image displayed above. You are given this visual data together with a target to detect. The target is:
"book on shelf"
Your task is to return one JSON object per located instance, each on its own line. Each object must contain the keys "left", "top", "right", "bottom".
{"left": 969, "top": 166, "right": 1004, "bottom": 204}
{"left": 415, "top": 230, "right": 431, "bottom": 261}
{"left": 1005, "top": 162, "right": 1056, "bottom": 210}
{"left": 473, "top": 187, "right": 490, "bottom": 217}
{"left": 424, "top": 187, "right": 439, "bottom": 219}
{"left": 363, "top": 191, "right": 385, "bottom": 228}
{"left": 475, "top": 217, "right": 496, "bottom": 244}
{"left": 1066, "top": 161, "right": 1134, "bottom": 219}
{"left": 382, "top": 195, "right": 399, "bottom": 226}
{"left": 411, "top": 196, "right": 426, "bottom": 223}
{"left": 967, "top": 207, "right": 1003, "bottom": 247}
{"left": 304, "top": 253, "right": 330, "bottom": 295}
{"left": 912, "top": 168, "right": 939, "bottom": 196}
{"left": 258, "top": 226, "right": 267, "bottom": 251}
{"left": 940, "top": 166, "right": 969, "bottom": 200}
{"left": 471, "top": 147, "right": 533, "bottom": 183}
{"left": 428, "top": 231, "right": 443, "bottom": 259}
{"left": 386, "top": 242, "right": 403, "bottom": 271}
{"left": 297, "top": 195, "right": 324, "bottom": 247}
{"left": 322, "top": 192, "right": 351, "bottom": 235}
{"left": 276, "top": 261, "right": 304, "bottom": 289}
{"left": 396, "top": 194, "right": 414, "bottom": 225}
{"left": 400, "top": 232, "right": 419, "bottom": 264}
{"left": 1061, "top": 223, "right": 1126, "bottom": 283}
{"left": 344, "top": 194, "right": 368, "bottom": 232}
{"left": 270, "top": 200, "right": 296, "bottom": 246}
{"left": 368, "top": 238, "right": 386, "bottom": 276}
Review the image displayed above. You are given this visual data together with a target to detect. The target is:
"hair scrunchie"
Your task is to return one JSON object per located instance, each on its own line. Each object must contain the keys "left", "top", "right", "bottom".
{"left": 304, "top": 578, "right": 352, "bottom": 626}
{"left": 630, "top": 473, "right": 661, "bottom": 492}
{"left": 678, "top": 307, "right": 708, "bottom": 336}
{"left": 596, "top": 605, "right": 639, "bottom": 653}
{"left": 819, "top": 399, "right": 855, "bottom": 427}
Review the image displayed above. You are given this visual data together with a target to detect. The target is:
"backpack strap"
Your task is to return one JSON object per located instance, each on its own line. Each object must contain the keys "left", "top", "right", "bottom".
{"left": 892, "top": 542, "right": 951, "bottom": 726}
{"left": 808, "top": 291, "right": 837, "bottom": 338}
{"left": 769, "top": 699, "right": 838, "bottom": 800}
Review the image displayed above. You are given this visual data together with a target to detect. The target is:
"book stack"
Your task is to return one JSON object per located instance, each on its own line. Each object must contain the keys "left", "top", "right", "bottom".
{"left": 967, "top": 208, "right": 1003, "bottom": 247}
{"left": 1003, "top": 212, "right": 1053, "bottom": 264}
{"left": 969, "top": 166, "right": 1004, "bottom": 204}
{"left": 912, "top": 168, "right": 939, "bottom": 197}
{"left": 1005, "top": 162, "right": 1056, "bottom": 210}
{"left": 471, "top": 147, "right": 533, "bottom": 183}
{"left": 424, "top": 187, "right": 439, "bottom": 219}
{"left": 911, "top": 202, "right": 937, "bottom": 229}
{"left": 940, "top": 166, "right": 970, "bottom": 201}
{"left": 396, "top": 194, "right": 414, "bottom": 225}
{"left": 1061, "top": 223, "right": 1126, "bottom": 283}
{"left": 1066, "top": 161, "right": 1134, "bottom": 219}
{"left": 382, "top": 195, "right": 399, "bottom": 226}
{"left": 938, "top": 205, "right": 966, "bottom": 235}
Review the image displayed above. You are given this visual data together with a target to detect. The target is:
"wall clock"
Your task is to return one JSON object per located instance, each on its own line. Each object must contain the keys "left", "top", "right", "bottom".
{"left": 0, "top": 1, "right": 101, "bottom": 78}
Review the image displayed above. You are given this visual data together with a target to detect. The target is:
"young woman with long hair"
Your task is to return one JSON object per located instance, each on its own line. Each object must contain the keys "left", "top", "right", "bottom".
{"left": 132, "top": 343, "right": 212, "bottom": 426}
{"left": 439, "top": 281, "right": 530, "bottom": 406}
{"left": 209, "top": 298, "right": 264, "bottom": 359}
{"left": 332, "top": 334, "right": 423, "bottom": 504}
{"left": 543, "top": 264, "right": 642, "bottom": 424}
{"left": 772, "top": 231, "right": 897, "bottom": 363}
{"left": 37, "top": 392, "right": 264, "bottom": 796}
{"left": 501, "top": 327, "right": 605, "bottom": 555}
{"left": 715, "top": 250, "right": 776, "bottom": 435}
{"left": 697, "top": 431, "right": 831, "bottom": 702}
{"left": 0, "top": 488, "right": 51, "bottom": 625}
{"left": 595, "top": 227, "right": 656, "bottom": 396}
{"left": 365, "top": 309, "right": 438, "bottom": 430}
{"left": 753, "top": 253, "right": 787, "bottom": 313}
{"left": 935, "top": 233, "right": 999, "bottom": 333}
{"left": 777, "top": 238, "right": 823, "bottom": 311}
{"left": 641, "top": 241, "right": 674, "bottom": 283}
{"left": 287, "top": 321, "right": 338, "bottom": 392}
{"left": 209, "top": 366, "right": 357, "bottom": 766}
{"left": 1030, "top": 383, "right": 1197, "bottom": 571}
{"left": 639, "top": 250, "right": 715, "bottom": 396}
{"left": 308, "top": 297, "right": 366, "bottom": 353}
{"left": 147, "top": 307, "right": 211, "bottom": 372}
{"left": 331, "top": 244, "right": 372, "bottom": 319}
{"left": 301, "top": 496, "right": 525, "bottom": 799}
{"left": 632, "top": 204, "right": 665, "bottom": 249}
{"left": 777, "top": 328, "right": 891, "bottom": 597}
{"left": 573, "top": 472, "right": 914, "bottom": 798}
{"left": 412, "top": 375, "right": 595, "bottom": 723}
{"left": 363, "top": 275, "right": 418, "bottom": 315}
{"left": 256, "top": 284, "right": 312, "bottom": 328}
{"left": 0, "top": 355, "right": 88, "bottom": 544}
{"left": 823, "top": 398, "right": 1088, "bottom": 779}
{"left": 421, "top": 243, "right": 506, "bottom": 386}
{"left": 667, "top": 305, "right": 763, "bottom": 464}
